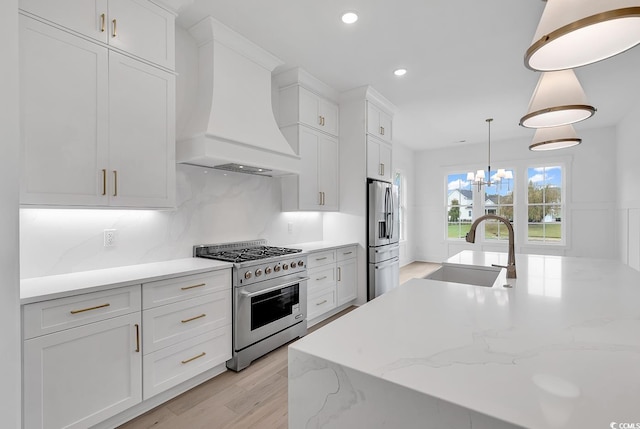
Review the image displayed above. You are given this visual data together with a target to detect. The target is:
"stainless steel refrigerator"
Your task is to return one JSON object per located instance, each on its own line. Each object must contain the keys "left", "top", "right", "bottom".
{"left": 367, "top": 179, "right": 400, "bottom": 300}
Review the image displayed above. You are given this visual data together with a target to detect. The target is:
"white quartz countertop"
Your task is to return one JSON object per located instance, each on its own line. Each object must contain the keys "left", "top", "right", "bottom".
{"left": 21, "top": 258, "right": 232, "bottom": 304}
{"left": 290, "top": 251, "right": 640, "bottom": 428}
{"left": 282, "top": 240, "right": 359, "bottom": 253}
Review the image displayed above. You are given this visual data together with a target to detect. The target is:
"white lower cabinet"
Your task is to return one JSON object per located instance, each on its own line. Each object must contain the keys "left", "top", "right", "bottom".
{"left": 23, "top": 311, "right": 142, "bottom": 429}
{"left": 306, "top": 245, "right": 358, "bottom": 323}
{"left": 22, "top": 267, "right": 232, "bottom": 428}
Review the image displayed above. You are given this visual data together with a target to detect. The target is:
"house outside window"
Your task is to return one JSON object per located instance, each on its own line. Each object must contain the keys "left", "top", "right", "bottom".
{"left": 527, "top": 165, "right": 564, "bottom": 244}
{"left": 394, "top": 171, "right": 406, "bottom": 241}
{"left": 483, "top": 169, "right": 514, "bottom": 241}
{"left": 447, "top": 173, "right": 473, "bottom": 239}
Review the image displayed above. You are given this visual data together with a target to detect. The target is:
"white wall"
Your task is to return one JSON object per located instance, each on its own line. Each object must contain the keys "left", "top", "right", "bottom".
{"left": 393, "top": 141, "right": 416, "bottom": 266}
{"left": 414, "top": 126, "right": 617, "bottom": 262}
{"left": 21, "top": 165, "right": 324, "bottom": 278}
{"left": 616, "top": 104, "right": 640, "bottom": 271}
{"left": 0, "top": 0, "right": 22, "bottom": 426}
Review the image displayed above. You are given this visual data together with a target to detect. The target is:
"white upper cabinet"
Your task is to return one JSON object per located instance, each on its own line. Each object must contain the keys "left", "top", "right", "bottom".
{"left": 279, "top": 85, "right": 339, "bottom": 137}
{"left": 281, "top": 126, "right": 338, "bottom": 211}
{"left": 19, "top": 0, "right": 175, "bottom": 69}
{"left": 367, "top": 101, "right": 393, "bottom": 143}
{"left": 366, "top": 135, "right": 393, "bottom": 182}
{"left": 19, "top": 15, "right": 176, "bottom": 208}
{"left": 19, "top": 16, "right": 110, "bottom": 206}
{"left": 108, "top": 52, "right": 176, "bottom": 208}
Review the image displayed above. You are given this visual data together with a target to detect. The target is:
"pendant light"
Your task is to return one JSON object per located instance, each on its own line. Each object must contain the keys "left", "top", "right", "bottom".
{"left": 529, "top": 124, "right": 582, "bottom": 151}
{"left": 525, "top": 0, "right": 640, "bottom": 71}
{"left": 467, "top": 118, "right": 506, "bottom": 191}
{"left": 520, "top": 69, "right": 596, "bottom": 128}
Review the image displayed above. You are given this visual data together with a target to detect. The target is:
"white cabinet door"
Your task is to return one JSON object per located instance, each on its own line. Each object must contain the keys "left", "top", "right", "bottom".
{"left": 367, "top": 101, "right": 392, "bottom": 143}
{"left": 19, "top": 16, "right": 109, "bottom": 206}
{"left": 23, "top": 312, "right": 142, "bottom": 429}
{"left": 337, "top": 257, "right": 357, "bottom": 306}
{"left": 366, "top": 136, "right": 392, "bottom": 182}
{"left": 379, "top": 140, "right": 393, "bottom": 182}
{"left": 108, "top": 51, "right": 175, "bottom": 208}
{"left": 298, "top": 87, "right": 338, "bottom": 136}
{"left": 297, "top": 126, "right": 321, "bottom": 209}
{"left": 318, "top": 133, "right": 339, "bottom": 210}
{"left": 19, "top": 0, "right": 108, "bottom": 43}
{"left": 108, "top": 0, "right": 175, "bottom": 69}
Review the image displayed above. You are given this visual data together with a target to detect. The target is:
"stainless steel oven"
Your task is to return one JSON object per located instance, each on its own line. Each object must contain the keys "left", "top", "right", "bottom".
{"left": 194, "top": 240, "right": 308, "bottom": 371}
{"left": 235, "top": 273, "right": 307, "bottom": 351}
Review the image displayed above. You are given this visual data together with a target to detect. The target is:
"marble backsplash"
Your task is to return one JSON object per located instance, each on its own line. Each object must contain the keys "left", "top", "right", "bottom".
{"left": 20, "top": 164, "right": 324, "bottom": 278}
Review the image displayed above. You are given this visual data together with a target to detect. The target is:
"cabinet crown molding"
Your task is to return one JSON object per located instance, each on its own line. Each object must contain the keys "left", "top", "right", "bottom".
{"left": 274, "top": 67, "right": 339, "bottom": 102}
{"left": 339, "top": 85, "right": 397, "bottom": 116}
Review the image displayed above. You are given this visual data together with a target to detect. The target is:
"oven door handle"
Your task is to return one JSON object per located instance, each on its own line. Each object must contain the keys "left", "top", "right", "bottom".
{"left": 240, "top": 277, "right": 310, "bottom": 298}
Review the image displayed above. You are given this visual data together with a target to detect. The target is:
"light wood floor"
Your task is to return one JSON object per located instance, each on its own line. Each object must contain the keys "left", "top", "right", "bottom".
{"left": 119, "top": 261, "right": 439, "bottom": 429}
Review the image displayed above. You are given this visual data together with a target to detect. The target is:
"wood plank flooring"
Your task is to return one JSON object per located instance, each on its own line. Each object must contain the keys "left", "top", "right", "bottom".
{"left": 119, "top": 261, "right": 439, "bottom": 429}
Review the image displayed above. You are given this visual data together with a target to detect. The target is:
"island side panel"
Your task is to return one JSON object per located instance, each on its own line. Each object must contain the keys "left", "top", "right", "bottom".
{"left": 288, "top": 347, "right": 522, "bottom": 429}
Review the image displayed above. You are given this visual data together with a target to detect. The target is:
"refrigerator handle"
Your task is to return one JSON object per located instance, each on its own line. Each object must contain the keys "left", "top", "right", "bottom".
{"left": 385, "top": 186, "right": 391, "bottom": 239}
{"left": 389, "top": 188, "right": 394, "bottom": 239}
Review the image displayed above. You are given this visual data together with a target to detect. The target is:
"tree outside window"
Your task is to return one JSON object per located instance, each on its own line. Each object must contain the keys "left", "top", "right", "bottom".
{"left": 527, "top": 166, "right": 563, "bottom": 243}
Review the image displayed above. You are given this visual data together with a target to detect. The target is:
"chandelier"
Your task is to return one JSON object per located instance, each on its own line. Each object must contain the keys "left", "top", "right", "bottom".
{"left": 466, "top": 119, "right": 512, "bottom": 191}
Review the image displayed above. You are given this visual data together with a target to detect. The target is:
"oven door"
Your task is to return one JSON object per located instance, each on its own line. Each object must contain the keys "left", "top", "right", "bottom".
{"left": 234, "top": 273, "right": 308, "bottom": 351}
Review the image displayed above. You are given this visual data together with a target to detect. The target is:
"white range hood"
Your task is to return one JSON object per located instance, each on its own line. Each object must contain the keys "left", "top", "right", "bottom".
{"left": 177, "top": 17, "right": 299, "bottom": 176}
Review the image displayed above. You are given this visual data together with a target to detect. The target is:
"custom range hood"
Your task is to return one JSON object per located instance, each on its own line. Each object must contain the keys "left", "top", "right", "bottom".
{"left": 177, "top": 17, "right": 299, "bottom": 176}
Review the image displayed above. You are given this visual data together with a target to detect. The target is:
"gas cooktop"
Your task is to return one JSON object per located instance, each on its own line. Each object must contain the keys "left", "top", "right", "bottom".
{"left": 193, "top": 240, "right": 302, "bottom": 264}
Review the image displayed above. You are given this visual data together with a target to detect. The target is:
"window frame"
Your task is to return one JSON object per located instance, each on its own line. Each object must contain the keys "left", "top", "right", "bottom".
{"left": 445, "top": 171, "right": 474, "bottom": 241}
{"left": 394, "top": 170, "right": 407, "bottom": 242}
{"left": 525, "top": 163, "right": 567, "bottom": 246}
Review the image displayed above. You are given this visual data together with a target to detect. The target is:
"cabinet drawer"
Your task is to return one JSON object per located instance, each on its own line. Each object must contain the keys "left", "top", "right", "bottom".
{"left": 143, "top": 326, "right": 231, "bottom": 399}
{"left": 337, "top": 245, "right": 357, "bottom": 262}
{"left": 307, "top": 265, "right": 336, "bottom": 294}
{"left": 143, "top": 269, "right": 231, "bottom": 309}
{"left": 306, "top": 250, "right": 336, "bottom": 269}
{"left": 23, "top": 285, "right": 141, "bottom": 339}
{"left": 142, "top": 289, "right": 231, "bottom": 354}
{"left": 307, "top": 286, "right": 336, "bottom": 321}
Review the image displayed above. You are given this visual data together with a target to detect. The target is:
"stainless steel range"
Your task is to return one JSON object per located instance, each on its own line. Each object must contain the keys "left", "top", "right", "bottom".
{"left": 194, "top": 240, "right": 308, "bottom": 371}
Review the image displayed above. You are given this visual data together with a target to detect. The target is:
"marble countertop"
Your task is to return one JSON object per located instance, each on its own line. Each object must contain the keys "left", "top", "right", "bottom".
{"left": 282, "top": 240, "right": 359, "bottom": 253}
{"left": 290, "top": 251, "right": 640, "bottom": 428}
{"left": 21, "top": 258, "right": 232, "bottom": 304}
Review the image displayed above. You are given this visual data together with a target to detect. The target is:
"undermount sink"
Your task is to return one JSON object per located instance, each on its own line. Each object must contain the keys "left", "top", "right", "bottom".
{"left": 425, "top": 263, "right": 503, "bottom": 287}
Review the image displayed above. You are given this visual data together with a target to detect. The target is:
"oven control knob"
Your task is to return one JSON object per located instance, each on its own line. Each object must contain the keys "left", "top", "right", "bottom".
{"left": 265, "top": 266, "right": 272, "bottom": 275}
{"left": 255, "top": 268, "right": 263, "bottom": 277}
{"left": 244, "top": 271, "right": 252, "bottom": 280}
{"left": 297, "top": 260, "right": 304, "bottom": 267}
{"left": 283, "top": 263, "right": 289, "bottom": 270}
{"left": 274, "top": 264, "right": 281, "bottom": 272}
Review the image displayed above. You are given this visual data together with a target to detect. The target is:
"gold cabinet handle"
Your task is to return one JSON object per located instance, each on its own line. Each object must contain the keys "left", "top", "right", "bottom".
{"left": 343, "top": 251, "right": 353, "bottom": 255}
{"left": 112, "top": 18, "right": 117, "bottom": 37}
{"left": 318, "top": 115, "right": 323, "bottom": 126}
{"left": 318, "top": 191, "right": 322, "bottom": 205}
{"left": 316, "top": 300, "right": 327, "bottom": 306}
{"left": 337, "top": 267, "right": 342, "bottom": 281}
{"left": 381, "top": 126, "right": 385, "bottom": 136}
{"left": 100, "top": 13, "right": 106, "bottom": 32}
{"left": 181, "top": 352, "right": 206, "bottom": 364}
{"left": 379, "top": 163, "right": 383, "bottom": 176}
{"left": 113, "top": 170, "right": 118, "bottom": 196}
{"left": 181, "top": 313, "right": 206, "bottom": 324}
{"left": 315, "top": 257, "right": 327, "bottom": 261}
{"left": 101, "top": 169, "right": 107, "bottom": 196}
{"left": 134, "top": 323, "right": 140, "bottom": 352}
{"left": 70, "top": 303, "right": 110, "bottom": 314}
{"left": 316, "top": 276, "right": 327, "bottom": 281}
{"left": 181, "top": 283, "right": 206, "bottom": 291}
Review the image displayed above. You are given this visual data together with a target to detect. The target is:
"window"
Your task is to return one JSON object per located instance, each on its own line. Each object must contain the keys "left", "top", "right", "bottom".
{"left": 483, "top": 169, "right": 514, "bottom": 241}
{"left": 527, "top": 165, "right": 563, "bottom": 243}
{"left": 394, "top": 171, "right": 406, "bottom": 241}
{"left": 447, "top": 173, "right": 473, "bottom": 239}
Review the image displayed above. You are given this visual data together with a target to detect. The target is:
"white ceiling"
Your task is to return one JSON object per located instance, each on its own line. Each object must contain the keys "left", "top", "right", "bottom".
{"left": 175, "top": 0, "right": 640, "bottom": 151}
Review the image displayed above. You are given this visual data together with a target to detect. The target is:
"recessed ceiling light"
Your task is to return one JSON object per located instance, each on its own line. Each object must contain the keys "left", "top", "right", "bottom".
{"left": 393, "top": 68, "right": 407, "bottom": 76}
{"left": 341, "top": 12, "right": 358, "bottom": 24}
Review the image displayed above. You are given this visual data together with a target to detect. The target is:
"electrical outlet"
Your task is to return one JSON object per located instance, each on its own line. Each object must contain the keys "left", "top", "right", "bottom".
{"left": 104, "top": 229, "right": 116, "bottom": 247}
{"left": 288, "top": 223, "right": 294, "bottom": 234}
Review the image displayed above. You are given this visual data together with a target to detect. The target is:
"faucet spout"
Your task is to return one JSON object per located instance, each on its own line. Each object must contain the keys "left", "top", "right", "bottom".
{"left": 465, "top": 214, "right": 517, "bottom": 279}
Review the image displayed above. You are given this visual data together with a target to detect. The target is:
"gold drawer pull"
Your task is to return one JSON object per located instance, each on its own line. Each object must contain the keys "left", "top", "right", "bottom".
{"left": 315, "top": 257, "right": 327, "bottom": 261}
{"left": 101, "top": 169, "right": 107, "bottom": 196}
{"left": 181, "top": 352, "right": 206, "bottom": 364}
{"left": 181, "top": 283, "right": 206, "bottom": 291}
{"left": 343, "top": 251, "right": 353, "bottom": 255}
{"left": 100, "top": 13, "right": 105, "bottom": 32}
{"left": 316, "top": 299, "right": 327, "bottom": 306}
{"left": 337, "top": 267, "right": 341, "bottom": 281}
{"left": 70, "top": 303, "right": 110, "bottom": 314}
{"left": 181, "top": 313, "right": 206, "bottom": 324}
{"left": 315, "top": 276, "right": 327, "bottom": 281}
{"left": 112, "top": 18, "right": 117, "bottom": 37}
{"left": 134, "top": 323, "right": 140, "bottom": 352}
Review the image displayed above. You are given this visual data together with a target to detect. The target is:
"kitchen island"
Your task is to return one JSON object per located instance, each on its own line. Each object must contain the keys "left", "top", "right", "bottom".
{"left": 288, "top": 251, "right": 640, "bottom": 428}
